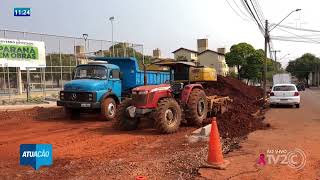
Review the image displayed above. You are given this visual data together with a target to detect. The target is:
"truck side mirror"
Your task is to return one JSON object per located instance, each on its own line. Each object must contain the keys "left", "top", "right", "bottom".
{"left": 119, "top": 72, "right": 123, "bottom": 80}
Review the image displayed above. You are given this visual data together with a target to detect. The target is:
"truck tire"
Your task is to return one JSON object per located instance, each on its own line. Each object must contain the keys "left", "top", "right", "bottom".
{"left": 101, "top": 98, "right": 117, "bottom": 121}
{"left": 185, "top": 88, "right": 208, "bottom": 127}
{"left": 154, "top": 98, "right": 182, "bottom": 134}
{"left": 113, "top": 99, "right": 140, "bottom": 131}
{"left": 64, "top": 107, "right": 80, "bottom": 119}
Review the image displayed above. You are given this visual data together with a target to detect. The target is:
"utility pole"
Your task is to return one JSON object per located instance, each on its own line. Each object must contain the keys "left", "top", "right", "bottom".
{"left": 262, "top": 9, "right": 301, "bottom": 103}
{"left": 263, "top": 20, "right": 269, "bottom": 103}
{"left": 271, "top": 50, "right": 280, "bottom": 72}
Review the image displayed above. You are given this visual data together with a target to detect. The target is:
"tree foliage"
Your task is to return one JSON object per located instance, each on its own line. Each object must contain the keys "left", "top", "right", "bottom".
{"left": 225, "top": 42, "right": 279, "bottom": 83}
{"left": 286, "top": 53, "right": 320, "bottom": 82}
{"left": 226, "top": 43, "right": 256, "bottom": 80}
{"left": 96, "top": 43, "right": 151, "bottom": 70}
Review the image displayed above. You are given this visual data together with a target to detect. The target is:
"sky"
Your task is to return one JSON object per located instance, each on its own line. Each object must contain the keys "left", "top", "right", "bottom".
{"left": 1, "top": 0, "right": 320, "bottom": 67}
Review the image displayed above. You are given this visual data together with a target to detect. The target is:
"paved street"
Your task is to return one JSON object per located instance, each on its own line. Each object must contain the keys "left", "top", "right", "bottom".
{"left": 199, "top": 88, "right": 320, "bottom": 179}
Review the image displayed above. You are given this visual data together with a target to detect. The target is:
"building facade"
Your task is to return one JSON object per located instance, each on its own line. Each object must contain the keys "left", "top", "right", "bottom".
{"left": 198, "top": 49, "right": 229, "bottom": 76}
{"left": 172, "top": 39, "right": 234, "bottom": 76}
{"left": 172, "top": 48, "right": 198, "bottom": 62}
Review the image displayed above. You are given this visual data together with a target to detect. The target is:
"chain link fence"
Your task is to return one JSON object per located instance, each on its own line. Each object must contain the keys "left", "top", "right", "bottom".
{"left": 0, "top": 29, "right": 143, "bottom": 102}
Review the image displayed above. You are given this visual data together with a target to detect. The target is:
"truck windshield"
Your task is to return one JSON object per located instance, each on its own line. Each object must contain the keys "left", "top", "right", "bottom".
{"left": 74, "top": 65, "right": 107, "bottom": 80}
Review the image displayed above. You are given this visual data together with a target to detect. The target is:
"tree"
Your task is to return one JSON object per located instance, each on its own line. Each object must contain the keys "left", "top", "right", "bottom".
{"left": 241, "top": 49, "right": 264, "bottom": 84}
{"left": 97, "top": 43, "right": 151, "bottom": 70}
{"left": 286, "top": 53, "right": 320, "bottom": 83}
{"left": 225, "top": 43, "right": 256, "bottom": 79}
{"left": 226, "top": 42, "right": 282, "bottom": 84}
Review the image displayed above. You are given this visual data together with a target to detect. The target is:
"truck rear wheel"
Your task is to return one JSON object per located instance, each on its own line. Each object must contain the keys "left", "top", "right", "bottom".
{"left": 101, "top": 98, "right": 117, "bottom": 121}
{"left": 153, "top": 98, "right": 182, "bottom": 134}
{"left": 113, "top": 99, "right": 140, "bottom": 131}
{"left": 185, "top": 88, "right": 208, "bottom": 127}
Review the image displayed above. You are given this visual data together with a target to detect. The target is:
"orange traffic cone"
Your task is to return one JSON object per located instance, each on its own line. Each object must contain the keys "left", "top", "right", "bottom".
{"left": 204, "top": 117, "right": 230, "bottom": 170}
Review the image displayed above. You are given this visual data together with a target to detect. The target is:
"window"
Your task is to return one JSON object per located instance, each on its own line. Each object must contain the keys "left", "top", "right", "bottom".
{"left": 109, "top": 69, "right": 120, "bottom": 79}
{"left": 273, "top": 85, "right": 296, "bottom": 91}
{"left": 74, "top": 65, "right": 107, "bottom": 80}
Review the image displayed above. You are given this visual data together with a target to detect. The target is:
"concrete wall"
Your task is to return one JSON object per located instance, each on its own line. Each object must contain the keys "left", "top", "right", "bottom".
{"left": 198, "top": 52, "right": 229, "bottom": 76}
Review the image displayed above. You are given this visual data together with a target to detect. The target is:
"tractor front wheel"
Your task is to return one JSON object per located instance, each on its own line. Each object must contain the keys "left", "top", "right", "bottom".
{"left": 153, "top": 98, "right": 182, "bottom": 134}
{"left": 113, "top": 99, "right": 140, "bottom": 131}
{"left": 185, "top": 88, "right": 208, "bottom": 127}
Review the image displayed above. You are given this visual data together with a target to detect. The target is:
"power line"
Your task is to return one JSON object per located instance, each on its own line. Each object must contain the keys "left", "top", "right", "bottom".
{"left": 271, "top": 37, "right": 320, "bottom": 44}
{"left": 231, "top": 0, "right": 252, "bottom": 20}
{"left": 271, "top": 24, "right": 320, "bottom": 33}
{"left": 253, "top": 0, "right": 265, "bottom": 21}
{"left": 225, "top": 0, "right": 248, "bottom": 21}
{"left": 272, "top": 34, "right": 320, "bottom": 38}
{"left": 241, "top": 0, "right": 264, "bottom": 33}
{"left": 275, "top": 27, "right": 320, "bottom": 44}
{"left": 249, "top": 0, "right": 264, "bottom": 28}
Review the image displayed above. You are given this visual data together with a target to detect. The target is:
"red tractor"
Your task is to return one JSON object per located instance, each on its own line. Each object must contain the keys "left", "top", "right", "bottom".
{"left": 114, "top": 61, "right": 231, "bottom": 133}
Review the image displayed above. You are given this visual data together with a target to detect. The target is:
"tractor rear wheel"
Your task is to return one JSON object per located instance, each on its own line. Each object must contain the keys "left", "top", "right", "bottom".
{"left": 185, "top": 88, "right": 208, "bottom": 127}
{"left": 113, "top": 99, "right": 140, "bottom": 131}
{"left": 153, "top": 98, "right": 182, "bottom": 134}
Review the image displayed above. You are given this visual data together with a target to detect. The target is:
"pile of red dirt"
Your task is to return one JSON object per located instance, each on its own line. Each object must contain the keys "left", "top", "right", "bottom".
{"left": 205, "top": 75, "right": 267, "bottom": 138}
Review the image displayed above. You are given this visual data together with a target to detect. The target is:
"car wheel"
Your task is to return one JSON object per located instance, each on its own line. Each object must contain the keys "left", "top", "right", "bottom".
{"left": 296, "top": 104, "right": 300, "bottom": 108}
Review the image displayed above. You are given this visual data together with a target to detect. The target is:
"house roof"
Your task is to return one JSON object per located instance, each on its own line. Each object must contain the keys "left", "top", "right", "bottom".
{"left": 154, "top": 61, "right": 196, "bottom": 67}
{"left": 151, "top": 58, "right": 175, "bottom": 64}
{"left": 198, "top": 49, "right": 225, "bottom": 56}
{"left": 172, "top": 47, "right": 198, "bottom": 54}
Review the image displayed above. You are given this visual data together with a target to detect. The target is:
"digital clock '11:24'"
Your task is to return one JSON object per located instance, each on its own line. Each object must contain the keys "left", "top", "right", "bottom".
{"left": 14, "top": 8, "right": 31, "bottom": 16}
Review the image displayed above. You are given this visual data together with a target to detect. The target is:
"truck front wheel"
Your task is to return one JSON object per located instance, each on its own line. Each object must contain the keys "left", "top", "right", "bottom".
{"left": 153, "top": 98, "right": 182, "bottom": 134}
{"left": 101, "top": 98, "right": 117, "bottom": 121}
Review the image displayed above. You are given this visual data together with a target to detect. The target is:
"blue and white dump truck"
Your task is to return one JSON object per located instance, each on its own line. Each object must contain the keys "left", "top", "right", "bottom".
{"left": 57, "top": 57, "right": 170, "bottom": 120}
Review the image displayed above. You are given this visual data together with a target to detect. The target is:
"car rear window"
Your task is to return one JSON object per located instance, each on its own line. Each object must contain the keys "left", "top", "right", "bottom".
{"left": 273, "top": 85, "right": 296, "bottom": 91}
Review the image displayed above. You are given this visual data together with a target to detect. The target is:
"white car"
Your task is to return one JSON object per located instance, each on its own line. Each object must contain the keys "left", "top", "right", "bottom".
{"left": 269, "top": 84, "right": 300, "bottom": 108}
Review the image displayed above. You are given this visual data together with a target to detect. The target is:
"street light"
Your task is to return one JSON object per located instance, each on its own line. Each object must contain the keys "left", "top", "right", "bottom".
{"left": 82, "top": 33, "right": 88, "bottom": 56}
{"left": 263, "top": 9, "right": 301, "bottom": 103}
{"left": 109, "top": 16, "right": 115, "bottom": 57}
{"left": 269, "top": 9, "right": 301, "bottom": 32}
{"left": 279, "top": 53, "right": 290, "bottom": 60}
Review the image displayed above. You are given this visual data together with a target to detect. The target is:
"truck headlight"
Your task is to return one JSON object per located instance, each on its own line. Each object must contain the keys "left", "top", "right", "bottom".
{"left": 88, "top": 93, "right": 94, "bottom": 101}
{"left": 138, "top": 90, "right": 149, "bottom": 94}
{"left": 60, "top": 92, "right": 64, "bottom": 100}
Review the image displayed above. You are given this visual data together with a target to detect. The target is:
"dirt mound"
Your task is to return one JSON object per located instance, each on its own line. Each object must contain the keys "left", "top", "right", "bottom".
{"left": 205, "top": 75, "right": 267, "bottom": 138}
{"left": 0, "top": 107, "right": 63, "bottom": 122}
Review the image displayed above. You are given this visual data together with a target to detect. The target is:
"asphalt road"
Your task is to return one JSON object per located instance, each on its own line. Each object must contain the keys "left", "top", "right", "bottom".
{"left": 199, "top": 88, "right": 320, "bottom": 179}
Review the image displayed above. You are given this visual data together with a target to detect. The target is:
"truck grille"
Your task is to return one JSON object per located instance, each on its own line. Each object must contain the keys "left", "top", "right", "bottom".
{"left": 132, "top": 94, "right": 148, "bottom": 106}
{"left": 61, "top": 91, "right": 95, "bottom": 102}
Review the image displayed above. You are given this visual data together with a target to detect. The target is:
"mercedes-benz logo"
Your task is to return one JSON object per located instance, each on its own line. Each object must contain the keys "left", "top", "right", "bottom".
{"left": 71, "top": 93, "right": 77, "bottom": 100}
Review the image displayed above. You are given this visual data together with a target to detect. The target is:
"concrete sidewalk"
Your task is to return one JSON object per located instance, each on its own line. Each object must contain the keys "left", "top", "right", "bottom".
{"left": 0, "top": 101, "right": 57, "bottom": 111}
